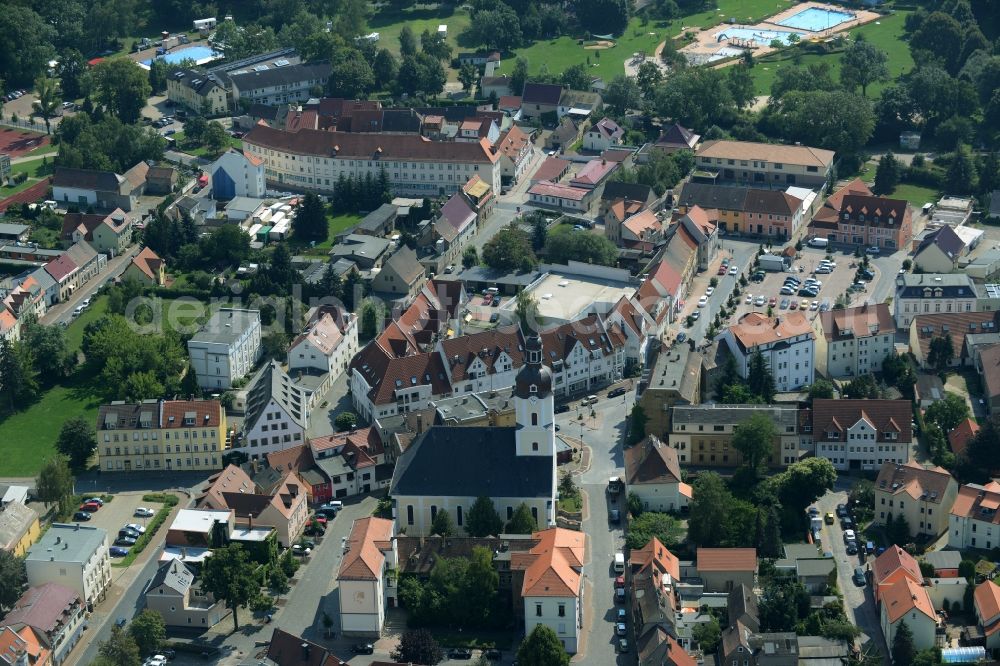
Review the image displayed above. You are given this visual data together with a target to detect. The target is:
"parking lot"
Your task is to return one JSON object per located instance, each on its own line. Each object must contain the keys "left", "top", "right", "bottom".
{"left": 74, "top": 492, "right": 169, "bottom": 558}
{"left": 729, "top": 248, "right": 878, "bottom": 321}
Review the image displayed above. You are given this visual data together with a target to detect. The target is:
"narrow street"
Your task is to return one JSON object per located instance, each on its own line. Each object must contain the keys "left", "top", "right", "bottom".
{"left": 41, "top": 244, "right": 142, "bottom": 326}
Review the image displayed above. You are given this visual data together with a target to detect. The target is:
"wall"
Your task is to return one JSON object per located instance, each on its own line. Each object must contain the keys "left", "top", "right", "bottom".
{"left": 395, "top": 494, "right": 554, "bottom": 537}
{"left": 523, "top": 595, "right": 580, "bottom": 653}
{"left": 338, "top": 579, "right": 383, "bottom": 635}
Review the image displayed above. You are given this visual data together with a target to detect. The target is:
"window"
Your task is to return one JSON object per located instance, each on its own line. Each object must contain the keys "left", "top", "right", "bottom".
{"left": 558, "top": 604, "right": 566, "bottom": 617}
{"left": 532, "top": 442, "right": 539, "bottom": 451}
{"left": 457, "top": 505, "right": 463, "bottom": 526}
{"left": 535, "top": 604, "right": 542, "bottom": 617}
{"left": 531, "top": 413, "right": 538, "bottom": 426}
{"left": 407, "top": 505, "right": 414, "bottom": 525}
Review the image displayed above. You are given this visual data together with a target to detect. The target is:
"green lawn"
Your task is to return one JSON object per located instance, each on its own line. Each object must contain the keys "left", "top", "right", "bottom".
{"left": 171, "top": 132, "right": 242, "bottom": 159}
{"left": 0, "top": 297, "right": 109, "bottom": 477}
{"left": 370, "top": 4, "right": 472, "bottom": 57}
{"left": 889, "top": 183, "right": 938, "bottom": 208}
{"left": 750, "top": 10, "right": 913, "bottom": 96}
{"left": 290, "top": 213, "right": 362, "bottom": 255}
{"left": 1, "top": 156, "right": 55, "bottom": 197}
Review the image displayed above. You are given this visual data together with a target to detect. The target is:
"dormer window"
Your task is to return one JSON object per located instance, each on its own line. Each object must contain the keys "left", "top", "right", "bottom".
{"left": 826, "top": 430, "right": 839, "bottom": 440}
{"left": 883, "top": 432, "right": 898, "bottom": 440}
{"left": 530, "top": 385, "right": 537, "bottom": 393}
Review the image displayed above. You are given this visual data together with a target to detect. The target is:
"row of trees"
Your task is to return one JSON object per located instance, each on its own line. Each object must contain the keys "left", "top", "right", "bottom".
{"left": 398, "top": 547, "right": 507, "bottom": 629}
{"left": 54, "top": 109, "right": 163, "bottom": 173}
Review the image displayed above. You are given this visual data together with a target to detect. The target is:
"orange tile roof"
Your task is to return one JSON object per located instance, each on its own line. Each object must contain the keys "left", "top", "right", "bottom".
{"left": 976, "top": 580, "right": 1000, "bottom": 632}
{"left": 882, "top": 577, "right": 935, "bottom": 623}
{"left": 198, "top": 464, "right": 256, "bottom": 510}
{"left": 129, "top": 246, "right": 163, "bottom": 282}
{"left": 161, "top": 400, "right": 222, "bottom": 429}
{"left": 623, "top": 210, "right": 662, "bottom": 239}
{"left": 949, "top": 418, "right": 981, "bottom": 455}
{"left": 630, "top": 537, "right": 680, "bottom": 582}
{"left": 243, "top": 150, "right": 263, "bottom": 167}
{"left": 951, "top": 482, "right": 1000, "bottom": 524}
{"left": 698, "top": 139, "right": 835, "bottom": 169}
{"left": 338, "top": 517, "right": 394, "bottom": 581}
{"left": 696, "top": 548, "right": 757, "bottom": 572}
{"left": 728, "top": 312, "right": 813, "bottom": 350}
{"left": 873, "top": 545, "right": 923, "bottom": 586}
{"left": 290, "top": 312, "right": 344, "bottom": 357}
{"left": 513, "top": 528, "right": 585, "bottom": 598}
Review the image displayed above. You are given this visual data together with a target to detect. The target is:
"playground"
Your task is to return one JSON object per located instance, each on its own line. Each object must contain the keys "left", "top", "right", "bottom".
{"left": 678, "top": 1, "right": 880, "bottom": 65}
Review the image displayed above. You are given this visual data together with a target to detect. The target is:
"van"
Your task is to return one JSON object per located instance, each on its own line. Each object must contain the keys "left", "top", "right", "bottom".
{"left": 584, "top": 394, "right": 599, "bottom": 406}
{"left": 808, "top": 237, "right": 829, "bottom": 248}
{"left": 614, "top": 552, "right": 625, "bottom": 573}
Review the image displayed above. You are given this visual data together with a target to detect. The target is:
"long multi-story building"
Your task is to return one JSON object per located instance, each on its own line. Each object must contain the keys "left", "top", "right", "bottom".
{"left": 812, "top": 399, "right": 912, "bottom": 471}
{"left": 668, "top": 404, "right": 803, "bottom": 468}
{"left": 242, "top": 124, "right": 501, "bottom": 197}
{"left": 813, "top": 303, "right": 896, "bottom": 378}
{"left": 811, "top": 180, "right": 913, "bottom": 251}
{"left": 96, "top": 399, "right": 226, "bottom": 473}
{"left": 187, "top": 308, "right": 262, "bottom": 390}
{"left": 694, "top": 140, "right": 835, "bottom": 188}
{"left": 715, "top": 312, "right": 815, "bottom": 392}
{"left": 894, "top": 273, "right": 978, "bottom": 327}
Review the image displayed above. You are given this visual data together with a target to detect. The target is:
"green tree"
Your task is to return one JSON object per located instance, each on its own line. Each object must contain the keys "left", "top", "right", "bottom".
{"left": 335, "top": 412, "right": 358, "bottom": 431}
{"left": 399, "top": 25, "right": 417, "bottom": 57}
{"left": 359, "top": 299, "right": 383, "bottom": 340}
{"left": 57, "top": 49, "right": 88, "bottom": 101}
{"left": 22, "top": 320, "right": 74, "bottom": 379}
{"left": 625, "top": 512, "right": 683, "bottom": 549}
{"left": 627, "top": 405, "right": 648, "bottom": 445}
{"left": 328, "top": 48, "right": 375, "bottom": 98}
{"left": 373, "top": 49, "right": 399, "bottom": 89}
{"left": 200, "top": 543, "right": 260, "bottom": 632}
{"left": 98, "top": 626, "right": 140, "bottom": 666}
{"left": 946, "top": 144, "right": 978, "bottom": 195}
{"left": 515, "top": 289, "right": 539, "bottom": 333}
{"left": 202, "top": 121, "right": 229, "bottom": 157}
{"left": 184, "top": 115, "right": 208, "bottom": 147}
{"left": 635, "top": 61, "right": 662, "bottom": 98}
{"left": 840, "top": 39, "right": 889, "bottom": 97}
{"left": 807, "top": 380, "right": 834, "bottom": 401}
{"left": 0, "top": 551, "right": 27, "bottom": 612}
{"left": 466, "top": 496, "right": 504, "bottom": 537}
{"left": 462, "top": 547, "right": 499, "bottom": 627}
{"left": 462, "top": 245, "right": 479, "bottom": 269}
{"left": 148, "top": 58, "right": 169, "bottom": 95}
{"left": 688, "top": 472, "right": 732, "bottom": 548}
{"left": 603, "top": 75, "right": 642, "bottom": 116}
{"left": 892, "top": 620, "right": 917, "bottom": 666}
{"left": 510, "top": 58, "right": 529, "bottom": 97}
{"left": 32, "top": 77, "right": 61, "bottom": 135}
{"left": 467, "top": 5, "right": 522, "bottom": 52}
{"left": 516, "top": 624, "right": 570, "bottom": 666}
{"left": 887, "top": 513, "right": 912, "bottom": 546}
{"left": 36, "top": 456, "right": 74, "bottom": 517}
{"left": 0, "top": 338, "right": 39, "bottom": 410}
{"left": 91, "top": 58, "right": 152, "bottom": 124}
{"left": 732, "top": 412, "right": 777, "bottom": 474}
{"left": 261, "top": 330, "right": 290, "bottom": 363}
{"left": 759, "top": 578, "right": 810, "bottom": 632}
{"left": 0, "top": 7, "right": 55, "bottom": 87}
{"left": 506, "top": 502, "right": 537, "bottom": 534}
{"left": 334, "top": 0, "right": 370, "bottom": 39}
{"left": 293, "top": 192, "right": 328, "bottom": 242}
{"left": 421, "top": 29, "right": 452, "bottom": 62}
{"left": 762, "top": 90, "right": 875, "bottom": 158}
{"left": 927, "top": 334, "right": 955, "bottom": 373}
{"left": 56, "top": 416, "right": 96, "bottom": 469}
{"left": 770, "top": 458, "right": 837, "bottom": 516}
{"left": 576, "top": 0, "right": 628, "bottom": 34}
{"left": 746, "top": 349, "right": 776, "bottom": 404}
{"left": 268, "top": 567, "right": 289, "bottom": 594}
{"left": 925, "top": 392, "right": 971, "bottom": 431}
{"left": 692, "top": 616, "right": 721, "bottom": 653}
{"left": 128, "top": 610, "right": 166, "bottom": 657}
{"left": 459, "top": 62, "right": 478, "bottom": 93}
{"left": 873, "top": 151, "right": 901, "bottom": 196}
{"left": 544, "top": 226, "right": 618, "bottom": 266}
{"left": 392, "top": 629, "right": 444, "bottom": 665}
{"left": 728, "top": 65, "right": 756, "bottom": 110}
{"left": 431, "top": 509, "right": 454, "bottom": 536}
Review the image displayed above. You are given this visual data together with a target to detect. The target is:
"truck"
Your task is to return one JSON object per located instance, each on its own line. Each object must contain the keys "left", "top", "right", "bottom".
{"left": 607, "top": 477, "right": 623, "bottom": 497}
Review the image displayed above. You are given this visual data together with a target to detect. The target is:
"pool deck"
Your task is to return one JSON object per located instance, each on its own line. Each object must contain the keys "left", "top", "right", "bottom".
{"left": 678, "top": 1, "right": 881, "bottom": 65}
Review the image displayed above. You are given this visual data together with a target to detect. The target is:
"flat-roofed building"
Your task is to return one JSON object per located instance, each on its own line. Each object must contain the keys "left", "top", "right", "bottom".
{"left": 24, "top": 525, "right": 111, "bottom": 606}
{"left": 187, "top": 308, "right": 262, "bottom": 390}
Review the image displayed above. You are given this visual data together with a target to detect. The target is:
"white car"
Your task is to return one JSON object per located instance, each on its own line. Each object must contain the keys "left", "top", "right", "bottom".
{"left": 810, "top": 300, "right": 819, "bottom": 311}
{"left": 134, "top": 507, "right": 155, "bottom": 517}
{"left": 124, "top": 523, "right": 146, "bottom": 534}
{"left": 705, "top": 287, "right": 715, "bottom": 297}
{"left": 728, "top": 266, "right": 738, "bottom": 275}
{"left": 72, "top": 306, "right": 84, "bottom": 317}
{"left": 745, "top": 294, "right": 752, "bottom": 304}
{"left": 697, "top": 296, "right": 708, "bottom": 308}
{"left": 754, "top": 295, "right": 766, "bottom": 306}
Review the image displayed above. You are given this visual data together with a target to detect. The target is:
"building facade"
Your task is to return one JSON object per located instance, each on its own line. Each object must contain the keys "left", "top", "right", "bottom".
{"left": 814, "top": 304, "right": 896, "bottom": 378}
{"left": 24, "top": 525, "right": 111, "bottom": 607}
{"left": 949, "top": 481, "right": 1000, "bottom": 550}
{"left": 337, "top": 517, "right": 397, "bottom": 636}
{"left": 187, "top": 308, "right": 262, "bottom": 390}
{"left": 812, "top": 399, "right": 912, "bottom": 471}
{"left": 715, "top": 313, "right": 815, "bottom": 392}
{"left": 513, "top": 528, "right": 584, "bottom": 653}
{"left": 894, "top": 274, "right": 978, "bottom": 328}
{"left": 669, "top": 404, "right": 802, "bottom": 468}
{"left": 694, "top": 140, "right": 834, "bottom": 188}
{"left": 873, "top": 461, "right": 958, "bottom": 538}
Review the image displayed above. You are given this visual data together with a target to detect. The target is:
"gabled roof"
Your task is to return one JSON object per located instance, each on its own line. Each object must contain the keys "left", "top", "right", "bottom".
{"left": 873, "top": 545, "right": 923, "bottom": 586}
{"left": 382, "top": 246, "right": 424, "bottom": 286}
{"left": 624, "top": 435, "right": 683, "bottom": 487}
{"left": 0, "top": 502, "right": 38, "bottom": 552}
{"left": 949, "top": 418, "right": 980, "bottom": 456}
{"left": 436, "top": 193, "right": 477, "bottom": 242}
{"left": 128, "top": 246, "right": 163, "bottom": 281}
{"left": 696, "top": 140, "right": 835, "bottom": 168}
{"left": 623, "top": 210, "right": 661, "bottom": 239}
{"left": 875, "top": 461, "right": 954, "bottom": 505}
{"left": 950, "top": 481, "right": 1000, "bottom": 524}
{"left": 52, "top": 166, "right": 122, "bottom": 192}
{"left": 656, "top": 123, "right": 699, "bottom": 150}
{"left": 812, "top": 399, "right": 912, "bottom": 443}
{"left": 197, "top": 465, "right": 257, "bottom": 510}
{"left": 266, "top": 628, "right": 346, "bottom": 666}
{"left": 289, "top": 312, "right": 344, "bottom": 357}
{"left": 882, "top": 577, "right": 935, "bottom": 623}
{"left": 696, "top": 548, "right": 757, "bottom": 572}
{"left": 521, "top": 82, "right": 563, "bottom": 106}
{"left": 440, "top": 326, "right": 526, "bottom": 383}
{"left": 338, "top": 517, "right": 393, "bottom": 581}
{"left": 976, "top": 580, "right": 1000, "bottom": 630}
{"left": 630, "top": 536, "right": 680, "bottom": 583}
{"left": 589, "top": 117, "right": 623, "bottom": 139}
{"left": 841, "top": 194, "right": 909, "bottom": 227}
{"left": 149, "top": 559, "right": 195, "bottom": 595}
{"left": 602, "top": 181, "right": 653, "bottom": 204}
{"left": 911, "top": 311, "right": 999, "bottom": 364}
{"left": 2, "top": 583, "right": 80, "bottom": 636}
{"left": 44, "top": 254, "right": 77, "bottom": 282}
{"left": 916, "top": 225, "right": 965, "bottom": 261}
{"left": 726, "top": 312, "right": 813, "bottom": 352}
{"left": 512, "top": 528, "right": 584, "bottom": 598}
{"left": 818, "top": 303, "right": 894, "bottom": 342}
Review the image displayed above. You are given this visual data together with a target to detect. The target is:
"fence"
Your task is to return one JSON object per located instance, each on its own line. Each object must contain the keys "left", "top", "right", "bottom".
{"left": 0, "top": 117, "right": 48, "bottom": 134}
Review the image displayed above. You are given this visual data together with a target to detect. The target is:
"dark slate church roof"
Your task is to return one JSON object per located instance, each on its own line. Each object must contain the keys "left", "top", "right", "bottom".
{"left": 390, "top": 426, "right": 553, "bottom": 498}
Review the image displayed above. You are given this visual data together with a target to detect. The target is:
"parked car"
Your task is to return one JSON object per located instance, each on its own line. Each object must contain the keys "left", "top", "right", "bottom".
{"left": 554, "top": 404, "right": 570, "bottom": 414}
{"left": 618, "top": 639, "right": 630, "bottom": 653}
{"left": 780, "top": 286, "right": 796, "bottom": 295}
{"left": 780, "top": 298, "right": 790, "bottom": 309}
{"left": 116, "top": 617, "right": 128, "bottom": 628}
{"left": 705, "top": 287, "right": 715, "bottom": 297}
{"left": 448, "top": 648, "right": 473, "bottom": 660}
{"left": 676, "top": 332, "right": 687, "bottom": 343}
{"left": 789, "top": 301, "right": 798, "bottom": 310}
{"left": 689, "top": 310, "right": 700, "bottom": 321}
{"left": 351, "top": 644, "right": 374, "bottom": 655}
{"left": 754, "top": 295, "right": 766, "bottom": 307}
{"left": 866, "top": 246, "right": 880, "bottom": 255}
{"left": 717, "top": 265, "right": 727, "bottom": 276}
{"left": 110, "top": 546, "right": 130, "bottom": 557}
{"left": 616, "top": 622, "right": 627, "bottom": 636}
{"left": 768, "top": 297, "right": 777, "bottom": 307}
{"left": 84, "top": 497, "right": 104, "bottom": 506}
{"left": 728, "top": 265, "right": 739, "bottom": 275}
{"left": 824, "top": 512, "right": 834, "bottom": 525}
{"left": 617, "top": 608, "right": 627, "bottom": 622}
{"left": 135, "top": 507, "right": 155, "bottom": 517}
{"left": 697, "top": 296, "right": 708, "bottom": 307}
{"left": 843, "top": 529, "right": 856, "bottom": 544}
{"left": 836, "top": 504, "right": 848, "bottom": 518}
{"left": 119, "top": 528, "right": 141, "bottom": 539}
{"left": 807, "top": 507, "right": 819, "bottom": 517}
{"left": 73, "top": 511, "right": 92, "bottom": 521}
{"left": 608, "top": 387, "right": 627, "bottom": 398}
{"left": 609, "top": 509, "right": 620, "bottom": 523}
{"left": 846, "top": 541, "right": 859, "bottom": 555}
{"left": 124, "top": 523, "right": 146, "bottom": 534}
{"left": 853, "top": 567, "right": 867, "bottom": 586}
{"left": 114, "top": 536, "right": 137, "bottom": 546}
{"left": 304, "top": 524, "right": 325, "bottom": 536}
{"left": 291, "top": 544, "right": 311, "bottom": 556}
{"left": 483, "top": 648, "right": 502, "bottom": 661}
{"left": 80, "top": 502, "right": 100, "bottom": 512}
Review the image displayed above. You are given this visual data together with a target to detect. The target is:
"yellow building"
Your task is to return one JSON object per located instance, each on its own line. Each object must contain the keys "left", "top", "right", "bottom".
{"left": 166, "top": 69, "right": 229, "bottom": 116}
{"left": 0, "top": 502, "right": 41, "bottom": 557}
{"left": 96, "top": 399, "right": 227, "bottom": 473}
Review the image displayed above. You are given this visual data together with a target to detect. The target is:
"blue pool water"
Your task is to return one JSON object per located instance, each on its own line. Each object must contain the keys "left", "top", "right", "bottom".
{"left": 777, "top": 7, "right": 855, "bottom": 31}
{"left": 142, "top": 45, "right": 220, "bottom": 66}
{"left": 716, "top": 27, "right": 803, "bottom": 44}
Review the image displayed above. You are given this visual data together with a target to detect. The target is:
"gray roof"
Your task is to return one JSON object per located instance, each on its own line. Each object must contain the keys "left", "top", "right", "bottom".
{"left": 677, "top": 182, "right": 748, "bottom": 211}
{"left": 990, "top": 191, "right": 1000, "bottom": 218}
{"left": 601, "top": 181, "right": 653, "bottom": 204}
{"left": 329, "top": 234, "right": 390, "bottom": 266}
{"left": 225, "top": 197, "right": 267, "bottom": 215}
{"left": 921, "top": 549, "right": 962, "bottom": 571}
{"left": 897, "top": 273, "right": 977, "bottom": 299}
{"left": 916, "top": 225, "right": 965, "bottom": 260}
{"left": 168, "top": 67, "right": 226, "bottom": 96}
{"left": 0, "top": 502, "right": 37, "bottom": 551}
{"left": 26, "top": 523, "right": 107, "bottom": 564}
{"left": 65, "top": 241, "right": 97, "bottom": 267}
{"left": 796, "top": 557, "right": 836, "bottom": 578}
{"left": 243, "top": 361, "right": 305, "bottom": 434}
{"left": 391, "top": 426, "right": 554, "bottom": 498}
{"left": 915, "top": 374, "right": 944, "bottom": 401}
{"left": 148, "top": 558, "right": 195, "bottom": 595}
{"left": 228, "top": 62, "right": 331, "bottom": 91}
{"left": 457, "top": 265, "right": 541, "bottom": 287}
{"left": 0, "top": 223, "right": 29, "bottom": 236}
{"left": 671, "top": 403, "right": 798, "bottom": 428}
{"left": 189, "top": 308, "right": 261, "bottom": 345}
{"left": 648, "top": 344, "right": 701, "bottom": 404}
{"left": 28, "top": 267, "right": 56, "bottom": 294}
{"left": 52, "top": 166, "right": 123, "bottom": 192}
{"left": 383, "top": 246, "right": 424, "bottom": 285}
{"left": 357, "top": 203, "right": 397, "bottom": 233}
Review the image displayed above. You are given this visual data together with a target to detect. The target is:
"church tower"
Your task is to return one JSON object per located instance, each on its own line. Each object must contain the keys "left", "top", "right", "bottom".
{"left": 514, "top": 334, "right": 555, "bottom": 458}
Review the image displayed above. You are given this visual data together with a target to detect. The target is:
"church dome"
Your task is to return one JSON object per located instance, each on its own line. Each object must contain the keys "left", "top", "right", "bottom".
{"left": 514, "top": 334, "right": 552, "bottom": 399}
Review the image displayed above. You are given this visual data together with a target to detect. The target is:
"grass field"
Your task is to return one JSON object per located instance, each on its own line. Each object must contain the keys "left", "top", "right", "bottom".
{"left": 0, "top": 157, "right": 54, "bottom": 198}
{"left": 848, "top": 158, "right": 941, "bottom": 208}
{"left": 290, "top": 213, "right": 361, "bottom": 255}
{"left": 370, "top": 4, "right": 472, "bottom": 57}
{"left": 750, "top": 10, "right": 913, "bottom": 96}
{"left": 171, "top": 131, "right": 242, "bottom": 159}
{"left": 0, "top": 297, "right": 109, "bottom": 477}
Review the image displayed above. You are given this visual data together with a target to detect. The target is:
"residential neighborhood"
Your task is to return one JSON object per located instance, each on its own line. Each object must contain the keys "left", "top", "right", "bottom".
{"left": 1, "top": 1, "right": 1000, "bottom": 666}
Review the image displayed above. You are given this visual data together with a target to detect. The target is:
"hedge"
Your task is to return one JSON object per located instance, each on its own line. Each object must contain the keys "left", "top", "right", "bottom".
{"left": 114, "top": 495, "right": 179, "bottom": 567}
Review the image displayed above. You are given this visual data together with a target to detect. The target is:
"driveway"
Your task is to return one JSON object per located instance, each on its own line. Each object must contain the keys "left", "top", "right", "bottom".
{"left": 813, "top": 487, "right": 888, "bottom": 659}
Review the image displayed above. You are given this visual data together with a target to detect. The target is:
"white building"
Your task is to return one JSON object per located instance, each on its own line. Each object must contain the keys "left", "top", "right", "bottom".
{"left": 715, "top": 312, "right": 815, "bottom": 392}
{"left": 894, "top": 273, "right": 978, "bottom": 328}
{"left": 209, "top": 149, "right": 266, "bottom": 199}
{"left": 187, "top": 308, "right": 262, "bottom": 390}
{"left": 389, "top": 335, "right": 558, "bottom": 536}
{"left": 227, "top": 62, "right": 331, "bottom": 107}
{"left": 287, "top": 305, "right": 358, "bottom": 396}
{"left": 24, "top": 524, "right": 111, "bottom": 607}
{"left": 813, "top": 303, "right": 896, "bottom": 378}
{"left": 624, "top": 435, "right": 692, "bottom": 513}
{"left": 812, "top": 399, "right": 912, "bottom": 472}
{"left": 513, "top": 528, "right": 585, "bottom": 653}
{"left": 583, "top": 117, "right": 623, "bottom": 152}
{"left": 949, "top": 481, "right": 1000, "bottom": 551}
{"left": 240, "top": 361, "right": 311, "bottom": 459}
{"left": 337, "top": 517, "right": 397, "bottom": 636}
{"left": 243, "top": 124, "right": 501, "bottom": 198}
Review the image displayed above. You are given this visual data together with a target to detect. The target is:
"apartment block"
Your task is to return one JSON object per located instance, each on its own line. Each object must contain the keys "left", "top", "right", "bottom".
{"left": 187, "top": 308, "right": 262, "bottom": 390}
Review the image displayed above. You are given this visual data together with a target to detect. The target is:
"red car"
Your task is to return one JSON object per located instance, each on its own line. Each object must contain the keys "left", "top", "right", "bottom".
{"left": 482, "top": 294, "right": 492, "bottom": 306}
{"left": 79, "top": 502, "right": 100, "bottom": 512}
{"left": 768, "top": 297, "right": 777, "bottom": 307}
{"left": 615, "top": 576, "right": 625, "bottom": 589}
{"left": 717, "top": 265, "right": 727, "bottom": 275}
{"left": 312, "top": 515, "right": 328, "bottom": 525}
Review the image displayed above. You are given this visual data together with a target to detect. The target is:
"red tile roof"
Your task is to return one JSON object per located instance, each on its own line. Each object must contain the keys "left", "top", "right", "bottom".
{"left": 882, "top": 577, "right": 934, "bottom": 623}
{"left": 873, "top": 545, "right": 923, "bottom": 587}
{"left": 976, "top": 581, "right": 1000, "bottom": 632}
{"left": 44, "top": 254, "right": 77, "bottom": 282}
{"left": 532, "top": 157, "right": 571, "bottom": 184}
{"left": 817, "top": 303, "right": 894, "bottom": 342}
{"left": 129, "top": 246, "right": 163, "bottom": 282}
{"left": 696, "top": 548, "right": 757, "bottom": 572}
{"left": 338, "top": 517, "right": 394, "bottom": 581}
{"left": 949, "top": 418, "right": 980, "bottom": 456}
{"left": 161, "top": 400, "right": 222, "bottom": 429}
{"left": 812, "top": 399, "right": 912, "bottom": 444}
{"left": 528, "top": 182, "right": 590, "bottom": 201}
{"left": 511, "top": 528, "right": 585, "bottom": 597}
{"left": 440, "top": 326, "right": 525, "bottom": 383}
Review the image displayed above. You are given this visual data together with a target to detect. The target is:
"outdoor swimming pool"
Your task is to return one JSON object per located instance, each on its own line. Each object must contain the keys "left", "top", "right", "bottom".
{"left": 716, "top": 27, "right": 804, "bottom": 45}
{"left": 776, "top": 6, "right": 855, "bottom": 32}
{"left": 142, "top": 45, "right": 220, "bottom": 66}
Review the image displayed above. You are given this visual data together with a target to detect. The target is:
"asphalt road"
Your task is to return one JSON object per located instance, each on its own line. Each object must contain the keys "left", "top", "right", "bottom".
{"left": 41, "top": 244, "right": 142, "bottom": 326}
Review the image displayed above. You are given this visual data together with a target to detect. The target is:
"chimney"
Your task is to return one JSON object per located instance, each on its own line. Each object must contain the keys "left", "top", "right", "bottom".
{"left": 301, "top": 643, "right": 310, "bottom": 661}
{"left": 56, "top": 537, "right": 61, "bottom": 545}
{"left": 416, "top": 414, "right": 424, "bottom": 434}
